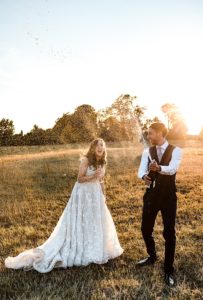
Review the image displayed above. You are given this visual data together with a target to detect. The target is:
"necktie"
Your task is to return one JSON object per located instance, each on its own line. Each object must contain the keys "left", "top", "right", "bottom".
{"left": 157, "top": 146, "right": 163, "bottom": 162}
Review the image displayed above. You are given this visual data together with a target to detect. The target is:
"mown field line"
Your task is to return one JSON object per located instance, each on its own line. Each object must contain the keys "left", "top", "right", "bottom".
{"left": 0, "top": 147, "right": 138, "bottom": 163}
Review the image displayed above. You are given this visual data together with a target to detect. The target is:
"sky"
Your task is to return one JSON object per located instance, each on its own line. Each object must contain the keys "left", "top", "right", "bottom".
{"left": 0, "top": 0, "right": 203, "bottom": 134}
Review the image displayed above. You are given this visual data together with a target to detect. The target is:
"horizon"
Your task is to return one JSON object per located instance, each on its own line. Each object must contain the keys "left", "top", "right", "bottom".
{"left": 3, "top": 97, "right": 201, "bottom": 136}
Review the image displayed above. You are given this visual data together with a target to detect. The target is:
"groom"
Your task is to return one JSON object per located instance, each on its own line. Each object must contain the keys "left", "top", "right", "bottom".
{"left": 137, "top": 122, "right": 182, "bottom": 287}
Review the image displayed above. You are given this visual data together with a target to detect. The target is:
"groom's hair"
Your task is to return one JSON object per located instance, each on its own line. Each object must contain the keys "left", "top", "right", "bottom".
{"left": 149, "top": 122, "right": 168, "bottom": 137}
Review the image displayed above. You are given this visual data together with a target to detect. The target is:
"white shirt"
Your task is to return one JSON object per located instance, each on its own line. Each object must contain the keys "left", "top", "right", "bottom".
{"left": 137, "top": 140, "right": 182, "bottom": 179}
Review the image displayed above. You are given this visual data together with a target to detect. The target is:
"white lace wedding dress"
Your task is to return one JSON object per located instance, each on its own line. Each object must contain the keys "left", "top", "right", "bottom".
{"left": 5, "top": 166, "right": 123, "bottom": 273}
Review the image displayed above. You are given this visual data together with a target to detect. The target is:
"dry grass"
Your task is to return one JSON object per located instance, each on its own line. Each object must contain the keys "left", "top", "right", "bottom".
{"left": 0, "top": 140, "right": 203, "bottom": 299}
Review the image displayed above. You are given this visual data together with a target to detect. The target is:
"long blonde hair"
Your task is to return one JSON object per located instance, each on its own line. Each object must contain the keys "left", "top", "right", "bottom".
{"left": 85, "top": 138, "right": 107, "bottom": 168}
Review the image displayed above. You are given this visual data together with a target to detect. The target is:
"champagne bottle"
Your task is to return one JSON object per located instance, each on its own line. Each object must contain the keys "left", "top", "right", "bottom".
{"left": 148, "top": 159, "right": 157, "bottom": 187}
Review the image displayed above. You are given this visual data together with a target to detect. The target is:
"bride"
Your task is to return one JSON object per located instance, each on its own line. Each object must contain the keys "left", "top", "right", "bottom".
{"left": 5, "top": 138, "right": 123, "bottom": 273}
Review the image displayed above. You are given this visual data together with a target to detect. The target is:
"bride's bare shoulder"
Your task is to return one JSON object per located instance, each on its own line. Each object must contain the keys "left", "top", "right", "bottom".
{"left": 79, "top": 156, "right": 89, "bottom": 166}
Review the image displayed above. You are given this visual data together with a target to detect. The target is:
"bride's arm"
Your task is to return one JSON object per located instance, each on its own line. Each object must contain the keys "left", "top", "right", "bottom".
{"left": 77, "top": 158, "right": 97, "bottom": 183}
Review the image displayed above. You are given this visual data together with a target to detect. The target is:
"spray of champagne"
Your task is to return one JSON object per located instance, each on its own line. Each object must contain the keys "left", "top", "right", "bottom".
{"left": 135, "top": 115, "right": 157, "bottom": 186}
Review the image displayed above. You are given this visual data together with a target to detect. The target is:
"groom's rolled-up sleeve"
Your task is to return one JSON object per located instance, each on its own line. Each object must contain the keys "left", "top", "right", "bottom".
{"left": 138, "top": 149, "right": 149, "bottom": 179}
{"left": 159, "top": 147, "right": 182, "bottom": 175}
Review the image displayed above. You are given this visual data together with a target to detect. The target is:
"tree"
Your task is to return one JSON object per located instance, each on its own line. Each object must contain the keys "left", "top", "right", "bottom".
{"left": 98, "top": 94, "right": 161, "bottom": 142}
{"left": 23, "top": 125, "right": 48, "bottom": 145}
{"left": 134, "top": 104, "right": 161, "bottom": 130}
{"left": 0, "top": 118, "right": 15, "bottom": 146}
{"left": 161, "top": 103, "right": 177, "bottom": 130}
{"left": 133, "top": 106, "right": 161, "bottom": 145}
{"left": 44, "top": 128, "right": 59, "bottom": 144}
{"left": 53, "top": 113, "right": 74, "bottom": 143}
{"left": 53, "top": 113, "right": 71, "bottom": 139}
{"left": 53, "top": 105, "right": 98, "bottom": 143}
{"left": 161, "top": 103, "right": 188, "bottom": 139}
{"left": 60, "top": 117, "right": 79, "bottom": 143}
{"left": 12, "top": 130, "right": 24, "bottom": 146}
{"left": 73, "top": 104, "right": 98, "bottom": 142}
{"left": 98, "top": 94, "right": 142, "bottom": 141}
{"left": 99, "top": 116, "right": 129, "bottom": 141}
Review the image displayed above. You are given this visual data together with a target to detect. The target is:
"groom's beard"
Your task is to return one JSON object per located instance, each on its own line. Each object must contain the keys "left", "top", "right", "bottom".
{"left": 149, "top": 140, "right": 156, "bottom": 146}
{"left": 149, "top": 138, "right": 160, "bottom": 146}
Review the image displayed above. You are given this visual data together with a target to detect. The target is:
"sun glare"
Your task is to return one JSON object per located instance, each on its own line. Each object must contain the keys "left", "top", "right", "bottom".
{"left": 180, "top": 104, "right": 203, "bottom": 135}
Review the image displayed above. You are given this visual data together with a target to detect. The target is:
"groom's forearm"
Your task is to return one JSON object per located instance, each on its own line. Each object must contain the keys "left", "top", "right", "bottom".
{"left": 159, "top": 164, "right": 179, "bottom": 175}
{"left": 159, "top": 148, "right": 182, "bottom": 175}
{"left": 138, "top": 150, "right": 149, "bottom": 179}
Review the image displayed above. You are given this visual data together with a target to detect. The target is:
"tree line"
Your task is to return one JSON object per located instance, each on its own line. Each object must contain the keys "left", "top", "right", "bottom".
{"left": 0, "top": 94, "right": 197, "bottom": 146}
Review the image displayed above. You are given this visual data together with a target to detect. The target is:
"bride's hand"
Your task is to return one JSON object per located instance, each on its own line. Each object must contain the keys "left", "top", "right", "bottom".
{"left": 94, "top": 166, "right": 103, "bottom": 180}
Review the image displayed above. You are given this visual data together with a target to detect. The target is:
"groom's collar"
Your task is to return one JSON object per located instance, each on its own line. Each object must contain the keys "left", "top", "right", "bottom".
{"left": 156, "top": 140, "right": 168, "bottom": 150}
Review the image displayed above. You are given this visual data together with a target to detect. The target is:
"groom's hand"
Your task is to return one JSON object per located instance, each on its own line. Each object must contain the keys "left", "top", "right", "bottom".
{"left": 149, "top": 162, "right": 161, "bottom": 172}
{"left": 143, "top": 175, "right": 152, "bottom": 185}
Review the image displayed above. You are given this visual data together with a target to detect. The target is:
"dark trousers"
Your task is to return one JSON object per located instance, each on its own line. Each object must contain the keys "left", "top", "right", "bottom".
{"left": 141, "top": 188, "right": 177, "bottom": 274}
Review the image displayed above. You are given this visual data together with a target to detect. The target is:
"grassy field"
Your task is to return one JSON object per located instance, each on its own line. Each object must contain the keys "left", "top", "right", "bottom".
{"left": 0, "top": 141, "right": 203, "bottom": 299}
